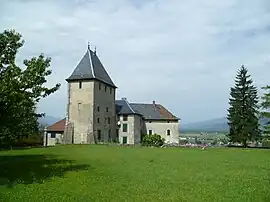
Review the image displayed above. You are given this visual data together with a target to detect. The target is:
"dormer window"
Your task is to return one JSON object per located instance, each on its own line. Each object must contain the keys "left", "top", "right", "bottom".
{"left": 79, "top": 81, "right": 82, "bottom": 89}
{"left": 110, "top": 88, "right": 112, "bottom": 94}
{"left": 105, "top": 85, "right": 107, "bottom": 92}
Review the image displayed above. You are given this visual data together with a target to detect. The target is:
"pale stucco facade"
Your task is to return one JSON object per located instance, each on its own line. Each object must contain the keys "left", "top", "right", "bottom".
{"left": 43, "top": 132, "right": 63, "bottom": 146}
{"left": 117, "top": 114, "right": 143, "bottom": 144}
{"left": 145, "top": 120, "right": 179, "bottom": 144}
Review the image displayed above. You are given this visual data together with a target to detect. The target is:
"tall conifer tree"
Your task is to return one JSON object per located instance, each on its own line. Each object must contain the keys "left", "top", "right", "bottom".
{"left": 261, "top": 85, "right": 270, "bottom": 135}
{"left": 227, "top": 65, "right": 260, "bottom": 147}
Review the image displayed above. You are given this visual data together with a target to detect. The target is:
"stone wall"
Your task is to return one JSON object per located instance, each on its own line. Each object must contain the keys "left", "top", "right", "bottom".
{"left": 93, "top": 81, "right": 116, "bottom": 142}
{"left": 66, "top": 80, "right": 117, "bottom": 144}
{"left": 67, "top": 81, "right": 94, "bottom": 144}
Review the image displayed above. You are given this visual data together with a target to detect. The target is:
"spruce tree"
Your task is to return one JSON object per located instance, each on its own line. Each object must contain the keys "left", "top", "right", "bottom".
{"left": 227, "top": 65, "right": 260, "bottom": 147}
{"left": 261, "top": 85, "right": 270, "bottom": 135}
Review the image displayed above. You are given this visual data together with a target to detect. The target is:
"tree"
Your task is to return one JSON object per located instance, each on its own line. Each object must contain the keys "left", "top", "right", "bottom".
{"left": 261, "top": 85, "right": 270, "bottom": 135}
{"left": 0, "top": 29, "right": 60, "bottom": 148}
{"left": 227, "top": 65, "right": 260, "bottom": 147}
{"left": 142, "top": 134, "right": 165, "bottom": 147}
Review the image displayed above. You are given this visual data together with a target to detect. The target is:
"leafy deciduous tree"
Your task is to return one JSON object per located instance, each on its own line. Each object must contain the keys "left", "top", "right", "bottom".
{"left": 0, "top": 29, "right": 60, "bottom": 148}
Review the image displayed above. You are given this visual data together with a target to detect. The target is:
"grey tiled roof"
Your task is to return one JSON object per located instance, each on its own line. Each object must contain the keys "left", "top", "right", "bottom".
{"left": 129, "top": 103, "right": 160, "bottom": 119}
{"left": 116, "top": 99, "right": 179, "bottom": 120}
{"left": 115, "top": 99, "right": 141, "bottom": 115}
{"left": 66, "top": 47, "right": 117, "bottom": 88}
{"left": 129, "top": 103, "right": 179, "bottom": 120}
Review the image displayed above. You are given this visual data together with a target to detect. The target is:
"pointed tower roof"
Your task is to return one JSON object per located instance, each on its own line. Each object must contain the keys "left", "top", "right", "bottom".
{"left": 66, "top": 46, "right": 117, "bottom": 88}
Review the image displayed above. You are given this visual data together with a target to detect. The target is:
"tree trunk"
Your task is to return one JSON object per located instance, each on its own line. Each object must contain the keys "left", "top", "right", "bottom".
{"left": 242, "top": 140, "right": 247, "bottom": 148}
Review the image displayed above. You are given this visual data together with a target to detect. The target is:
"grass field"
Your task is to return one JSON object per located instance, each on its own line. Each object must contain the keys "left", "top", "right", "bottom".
{"left": 0, "top": 145, "right": 269, "bottom": 202}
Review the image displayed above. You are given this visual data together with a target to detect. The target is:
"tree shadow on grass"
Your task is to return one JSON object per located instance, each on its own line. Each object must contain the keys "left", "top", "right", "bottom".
{"left": 0, "top": 154, "right": 89, "bottom": 188}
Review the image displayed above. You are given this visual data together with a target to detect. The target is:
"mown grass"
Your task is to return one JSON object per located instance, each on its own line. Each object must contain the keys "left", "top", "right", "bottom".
{"left": 0, "top": 145, "right": 269, "bottom": 202}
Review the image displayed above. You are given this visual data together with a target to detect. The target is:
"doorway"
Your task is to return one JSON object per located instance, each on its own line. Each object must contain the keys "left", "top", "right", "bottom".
{"left": 122, "top": 136, "right": 127, "bottom": 144}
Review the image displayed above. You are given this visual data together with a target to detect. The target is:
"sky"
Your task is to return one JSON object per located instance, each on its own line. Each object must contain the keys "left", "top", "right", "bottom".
{"left": 1, "top": 0, "right": 270, "bottom": 124}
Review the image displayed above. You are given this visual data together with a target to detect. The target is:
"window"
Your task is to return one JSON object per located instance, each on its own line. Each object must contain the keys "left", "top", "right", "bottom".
{"left": 97, "top": 130, "right": 101, "bottom": 141}
{"left": 105, "top": 85, "right": 107, "bottom": 92}
{"left": 123, "top": 115, "right": 128, "bottom": 121}
{"left": 79, "top": 81, "right": 82, "bottom": 89}
{"left": 123, "top": 124, "right": 128, "bottom": 132}
{"left": 106, "top": 107, "right": 109, "bottom": 112}
{"left": 51, "top": 133, "right": 56, "bottom": 138}
{"left": 116, "top": 129, "right": 119, "bottom": 139}
{"left": 97, "top": 118, "right": 100, "bottom": 123}
{"left": 110, "top": 88, "right": 112, "bottom": 94}
{"left": 108, "top": 117, "right": 111, "bottom": 124}
{"left": 99, "top": 83, "right": 102, "bottom": 90}
{"left": 97, "top": 106, "right": 100, "bottom": 112}
{"left": 78, "top": 103, "right": 82, "bottom": 110}
{"left": 167, "top": 129, "right": 171, "bottom": 136}
{"left": 108, "top": 129, "right": 111, "bottom": 140}
{"left": 149, "top": 130, "right": 152, "bottom": 135}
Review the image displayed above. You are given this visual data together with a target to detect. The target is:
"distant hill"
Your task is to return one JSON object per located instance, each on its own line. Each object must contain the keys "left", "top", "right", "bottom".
{"left": 38, "top": 116, "right": 62, "bottom": 126}
{"left": 181, "top": 117, "right": 229, "bottom": 133}
{"left": 181, "top": 117, "right": 269, "bottom": 133}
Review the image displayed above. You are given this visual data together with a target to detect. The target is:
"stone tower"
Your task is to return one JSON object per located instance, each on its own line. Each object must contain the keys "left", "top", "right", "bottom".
{"left": 64, "top": 45, "right": 117, "bottom": 144}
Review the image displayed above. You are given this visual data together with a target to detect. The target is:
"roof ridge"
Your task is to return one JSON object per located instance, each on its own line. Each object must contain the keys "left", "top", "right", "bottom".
{"left": 66, "top": 46, "right": 117, "bottom": 88}
{"left": 48, "top": 118, "right": 66, "bottom": 126}
{"left": 125, "top": 100, "right": 136, "bottom": 113}
{"left": 88, "top": 48, "right": 95, "bottom": 78}
{"left": 130, "top": 103, "right": 158, "bottom": 105}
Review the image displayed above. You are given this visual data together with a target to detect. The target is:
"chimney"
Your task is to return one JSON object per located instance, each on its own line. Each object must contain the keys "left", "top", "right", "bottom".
{"left": 153, "top": 100, "right": 156, "bottom": 107}
{"left": 122, "top": 97, "right": 127, "bottom": 101}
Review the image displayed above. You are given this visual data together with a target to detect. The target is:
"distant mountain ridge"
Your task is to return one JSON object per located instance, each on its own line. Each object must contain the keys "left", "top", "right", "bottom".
{"left": 38, "top": 116, "right": 62, "bottom": 126}
{"left": 181, "top": 117, "right": 229, "bottom": 132}
{"left": 181, "top": 117, "right": 269, "bottom": 133}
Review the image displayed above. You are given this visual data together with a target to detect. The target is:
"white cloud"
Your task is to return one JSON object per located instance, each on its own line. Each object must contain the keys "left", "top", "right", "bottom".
{"left": 1, "top": 0, "right": 270, "bottom": 123}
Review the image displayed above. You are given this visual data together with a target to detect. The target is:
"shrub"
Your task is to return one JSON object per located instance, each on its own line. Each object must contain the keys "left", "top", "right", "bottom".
{"left": 262, "top": 137, "right": 270, "bottom": 148}
{"left": 142, "top": 134, "right": 165, "bottom": 147}
{"left": 0, "top": 135, "right": 43, "bottom": 149}
{"left": 14, "top": 135, "right": 43, "bottom": 147}
{"left": 212, "top": 138, "right": 218, "bottom": 145}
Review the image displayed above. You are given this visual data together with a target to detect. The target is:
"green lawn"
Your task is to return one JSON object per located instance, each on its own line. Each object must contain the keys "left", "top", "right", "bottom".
{"left": 0, "top": 145, "right": 269, "bottom": 202}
